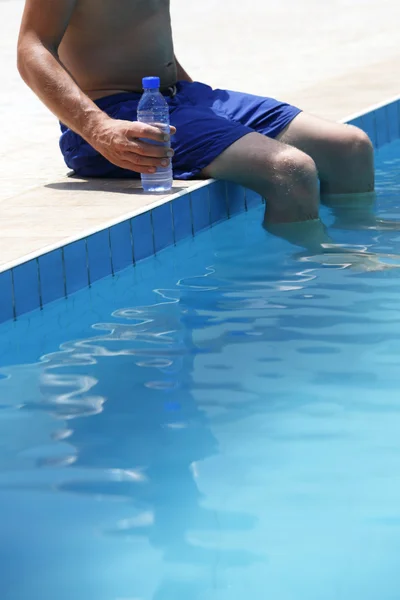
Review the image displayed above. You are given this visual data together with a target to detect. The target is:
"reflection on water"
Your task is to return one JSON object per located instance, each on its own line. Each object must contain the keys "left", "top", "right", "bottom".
{"left": 1, "top": 143, "right": 400, "bottom": 599}
{"left": 0, "top": 266, "right": 266, "bottom": 599}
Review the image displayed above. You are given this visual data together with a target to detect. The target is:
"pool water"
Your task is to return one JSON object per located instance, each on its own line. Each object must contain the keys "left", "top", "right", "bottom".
{"left": 1, "top": 140, "right": 400, "bottom": 600}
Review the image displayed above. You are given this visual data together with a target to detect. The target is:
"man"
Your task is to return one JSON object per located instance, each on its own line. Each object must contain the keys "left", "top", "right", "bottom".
{"left": 17, "top": 0, "right": 374, "bottom": 227}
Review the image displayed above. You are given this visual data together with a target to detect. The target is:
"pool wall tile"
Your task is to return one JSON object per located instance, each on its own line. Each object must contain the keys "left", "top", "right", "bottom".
{"left": 64, "top": 239, "right": 89, "bottom": 296}
{"left": 152, "top": 202, "right": 174, "bottom": 252}
{"left": 245, "top": 188, "right": 263, "bottom": 210}
{"left": 38, "top": 249, "right": 65, "bottom": 305}
{"left": 87, "top": 229, "right": 113, "bottom": 284}
{"left": 131, "top": 211, "right": 154, "bottom": 262}
{"left": 350, "top": 101, "right": 400, "bottom": 149}
{"left": 12, "top": 259, "right": 41, "bottom": 317}
{"left": 209, "top": 180, "right": 228, "bottom": 224}
{"left": 226, "top": 182, "right": 246, "bottom": 216}
{"left": 349, "top": 116, "right": 363, "bottom": 130}
{"left": 110, "top": 220, "right": 134, "bottom": 272}
{"left": 361, "top": 112, "right": 377, "bottom": 148}
{"left": 191, "top": 187, "right": 211, "bottom": 233}
{"left": 375, "top": 106, "right": 390, "bottom": 148}
{"left": 172, "top": 194, "right": 192, "bottom": 242}
{"left": 0, "top": 270, "right": 14, "bottom": 323}
{"left": 386, "top": 102, "right": 400, "bottom": 143}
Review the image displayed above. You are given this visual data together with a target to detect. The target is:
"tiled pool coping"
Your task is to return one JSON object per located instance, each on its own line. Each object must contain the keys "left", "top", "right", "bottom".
{"left": 0, "top": 95, "right": 399, "bottom": 325}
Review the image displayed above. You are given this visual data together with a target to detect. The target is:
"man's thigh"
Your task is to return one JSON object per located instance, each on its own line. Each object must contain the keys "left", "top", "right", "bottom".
{"left": 276, "top": 112, "right": 374, "bottom": 192}
{"left": 201, "top": 131, "right": 301, "bottom": 187}
{"left": 277, "top": 112, "right": 355, "bottom": 158}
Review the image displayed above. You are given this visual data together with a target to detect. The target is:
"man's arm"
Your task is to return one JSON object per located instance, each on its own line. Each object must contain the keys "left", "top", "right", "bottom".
{"left": 17, "top": 0, "right": 174, "bottom": 174}
{"left": 175, "top": 56, "right": 193, "bottom": 83}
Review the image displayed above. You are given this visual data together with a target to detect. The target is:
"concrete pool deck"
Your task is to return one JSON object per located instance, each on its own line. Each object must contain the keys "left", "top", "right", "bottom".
{"left": 1, "top": 0, "right": 399, "bottom": 269}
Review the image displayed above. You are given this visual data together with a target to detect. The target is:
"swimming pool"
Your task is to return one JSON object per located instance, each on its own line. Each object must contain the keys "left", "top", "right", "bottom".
{"left": 1, "top": 105, "right": 400, "bottom": 599}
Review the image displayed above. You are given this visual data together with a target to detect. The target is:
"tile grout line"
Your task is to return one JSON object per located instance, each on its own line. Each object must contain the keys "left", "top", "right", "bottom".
{"left": 206, "top": 187, "right": 212, "bottom": 229}
{"left": 224, "top": 181, "right": 230, "bottom": 219}
{"left": 372, "top": 111, "right": 378, "bottom": 148}
{"left": 244, "top": 188, "right": 248, "bottom": 212}
{"left": 85, "top": 238, "right": 91, "bottom": 288}
{"left": 61, "top": 247, "right": 68, "bottom": 299}
{"left": 36, "top": 257, "right": 43, "bottom": 310}
{"left": 170, "top": 199, "right": 177, "bottom": 245}
{"left": 10, "top": 269, "right": 16, "bottom": 321}
{"left": 150, "top": 210, "right": 157, "bottom": 255}
{"left": 398, "top": 102, "right": 400, "bottom": 140}
{"left": 169, "top": 201, "right": 176, "bottom": 246}
{"left": 189, "top": 192, "right": 195, "bottom": 237}
{"left": 385, "top": 105, "right": 391, "bottom": 144}
{"left": 207, "top": 185, "right": 212, "bottom": 227}
{"left": 129, "top": 219, "right": 136, "bottom": 266}
{"left": 108, "top": 228, "right": 115, "bottom": 277}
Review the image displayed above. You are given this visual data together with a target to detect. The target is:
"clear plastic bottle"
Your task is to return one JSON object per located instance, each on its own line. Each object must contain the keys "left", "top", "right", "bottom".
{"left": 137, "top": 76, "right": 173, "bottom": 193}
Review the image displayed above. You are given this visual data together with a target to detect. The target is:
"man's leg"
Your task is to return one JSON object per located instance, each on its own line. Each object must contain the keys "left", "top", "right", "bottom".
{"left": 201, "top": 132, "right": 320, "bottom": 224}
{"left": 276, "top": 112, "right": 375, "bottom": 197}
{"left": 201, "top": 131, "right": 334, "bottom": 252}
{"left": 275, "top": 113, "right": 400, "bottom": 234}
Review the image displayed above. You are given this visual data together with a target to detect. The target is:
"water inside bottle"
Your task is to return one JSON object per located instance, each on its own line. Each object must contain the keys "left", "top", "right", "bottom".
{"left": 138, "top": 115, "right": 173, "bottom": 192}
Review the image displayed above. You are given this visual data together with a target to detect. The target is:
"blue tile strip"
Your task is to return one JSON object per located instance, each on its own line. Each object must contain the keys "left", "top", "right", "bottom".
{"left": 131, "top": 210, "right": 154, "bottom": 262}
{"left": 87, "top": 229, "right": 113, "bottom": 284}
{"left": 12, "top": 259, "right": 41, "bottom": 318}
{"left": 172, "top": 194, "right": 192, "bottom": 242}
{"left": 375, "top": 106, "right": 389, "bottom": 148}
{"left": 386, "top": 101, "right": 400, "bottom": 143}
{"left": 209, "top": 180, "right": 228, "bottom": 224}
{"left": 191, "top": 187, "right": 211, "bottom": 233}
{"left": 0, "top": 270, "right": 14, "bottom": 324}
{"left": 226, "top": 181, "right": 246, "bottom": 216}
{"left": 361, "top": 112, "right": 377, "bottom": 148}
{"left": 38, "top": 249, "right": 65, "bottom": 306}
{"left": 0, "top": 98, "right": 399, "bottom": 324}
{"left": 245, "top": 189, "right": 263, "bottom": 210}
{"left": 152, "top": 202, "right": 174, "bottom": 252}
{"left": 63, "top": 239, "right": 90, "bottom": 296}
{"left": 109, "top": 220, "right": 134, "bottom": 272}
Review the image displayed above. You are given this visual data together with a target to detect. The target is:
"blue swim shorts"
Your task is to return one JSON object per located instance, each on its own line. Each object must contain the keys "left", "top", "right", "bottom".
{"left": 59, "top": 81, "right": 301, "bottom": 179}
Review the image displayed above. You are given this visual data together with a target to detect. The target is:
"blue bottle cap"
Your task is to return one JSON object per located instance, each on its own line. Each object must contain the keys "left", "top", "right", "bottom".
{"left": 142, "top": 76, "right": 161, "bottom": 89}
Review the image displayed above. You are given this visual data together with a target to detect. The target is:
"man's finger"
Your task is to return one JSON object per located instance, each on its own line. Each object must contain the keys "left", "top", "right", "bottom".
{"left": 124, "top": 153, "right": 171, "bottom": 168}
{"left": 118, "top": 158, "right": 157, "bottom": 175}
{"left": 130, "top": 140, "right": 175, "bottom": 158}
{"left": 131, "top": 123, "right": 171, "bottom": 143}
{"left": 128, "top": 123, "right": 176, "bottom": 141}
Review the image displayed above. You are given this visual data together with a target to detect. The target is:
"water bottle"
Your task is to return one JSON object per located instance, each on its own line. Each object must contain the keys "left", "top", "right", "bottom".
{"left": 137, "top": 76, "right": 173, "bottom": 193}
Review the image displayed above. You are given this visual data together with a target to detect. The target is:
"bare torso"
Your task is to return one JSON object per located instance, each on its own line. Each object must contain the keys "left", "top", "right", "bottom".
{"left": 58, "top": 0, "right": 176, "bottom": 100}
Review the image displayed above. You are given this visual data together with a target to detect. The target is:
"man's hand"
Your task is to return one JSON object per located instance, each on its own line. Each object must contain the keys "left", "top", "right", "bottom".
{"left": 89, "top": 118, "right": 176, "bottom": 174}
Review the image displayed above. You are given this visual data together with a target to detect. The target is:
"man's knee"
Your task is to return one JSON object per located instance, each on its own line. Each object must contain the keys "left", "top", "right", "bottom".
{"left": 340, "top": 126, "right": 374, "bottom": 165}
{"left": 270, "top": 147, "right": 319, "bottom": 193}
{"left": 264, "top": 148, "right": 319, "bottom": 221}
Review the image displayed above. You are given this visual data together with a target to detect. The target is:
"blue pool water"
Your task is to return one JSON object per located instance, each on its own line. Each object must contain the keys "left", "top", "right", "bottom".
{"left": 1, "top": 140, "right": 400, "bottom": 600}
